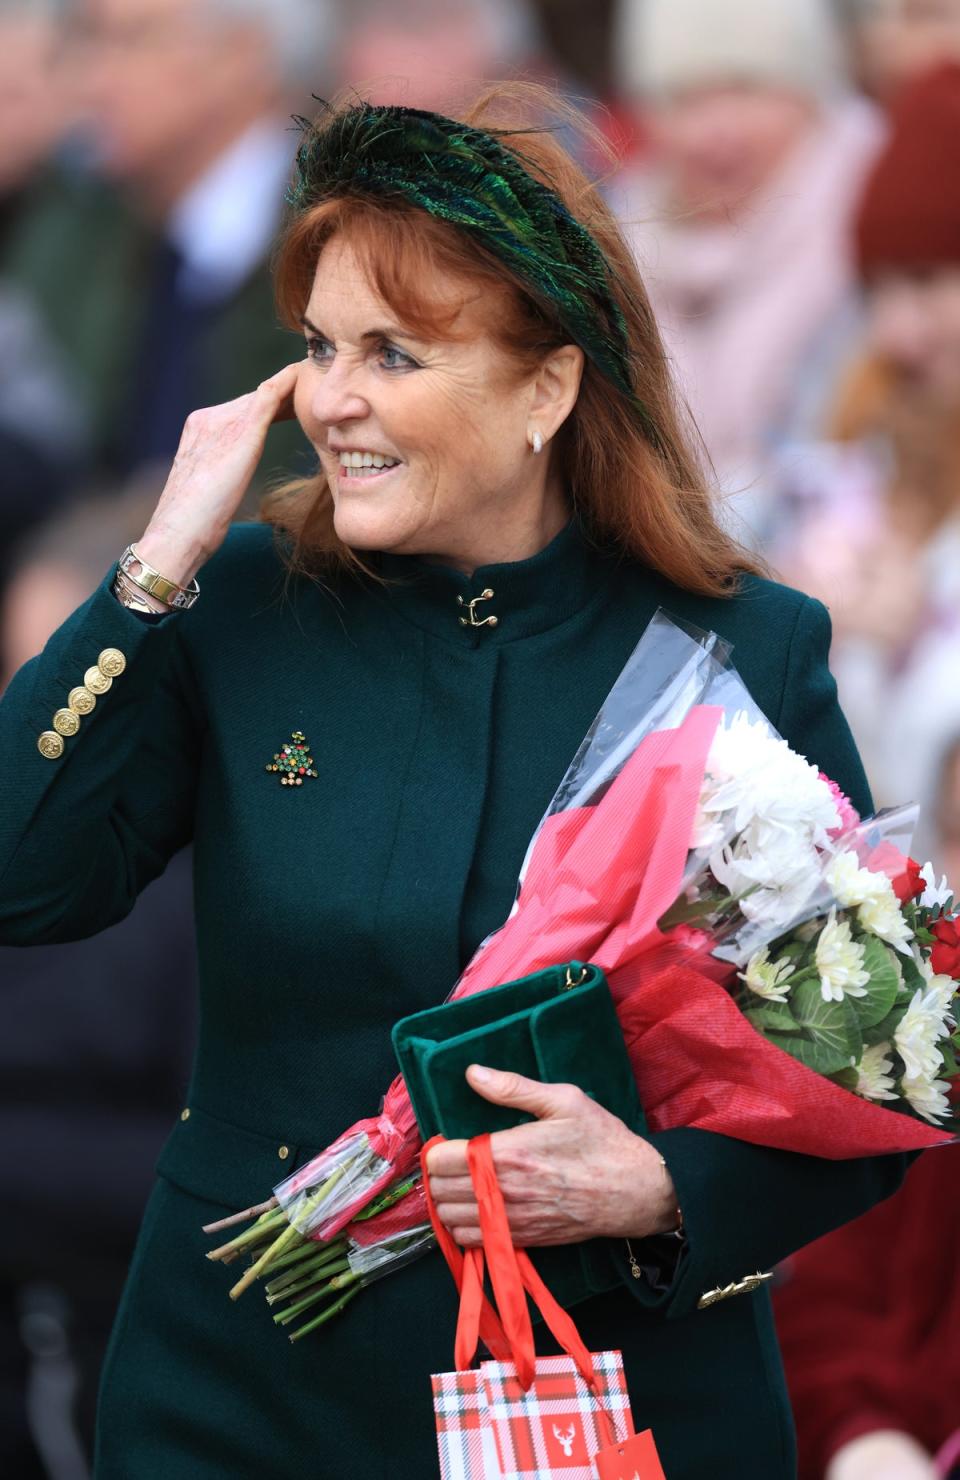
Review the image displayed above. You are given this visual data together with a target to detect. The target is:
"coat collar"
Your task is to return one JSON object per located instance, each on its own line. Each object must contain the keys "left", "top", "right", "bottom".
{"left": 371, "top": 516, "right": 618, "bottom": 646}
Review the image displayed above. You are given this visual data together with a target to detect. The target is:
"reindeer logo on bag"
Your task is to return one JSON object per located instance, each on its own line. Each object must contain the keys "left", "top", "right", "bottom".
{"left": 544, "top": 1414, "right": 589, "bottom": 1465}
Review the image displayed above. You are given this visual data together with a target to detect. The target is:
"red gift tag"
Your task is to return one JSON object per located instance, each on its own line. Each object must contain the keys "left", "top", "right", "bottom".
{"left": 593, "top": 1427, "right": 667, "bottom": 1480}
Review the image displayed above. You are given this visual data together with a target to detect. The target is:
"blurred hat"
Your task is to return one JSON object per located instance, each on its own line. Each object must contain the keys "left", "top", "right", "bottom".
{"left": 616, "top": 0, "right": 847, "bottom": 102}
{"left": 857, "top": 62, "right": 960, "bottom": 274}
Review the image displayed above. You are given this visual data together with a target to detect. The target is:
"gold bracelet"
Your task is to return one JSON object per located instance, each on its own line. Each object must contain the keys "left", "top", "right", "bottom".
{"left": 113, "top": 569, "right": 172, "bottom": 615}
{"left": 118, "top": 543, "right": 200, "bottom": 610}
{"left": 624, "top": 1154, "right": 685, "bottom": 1280}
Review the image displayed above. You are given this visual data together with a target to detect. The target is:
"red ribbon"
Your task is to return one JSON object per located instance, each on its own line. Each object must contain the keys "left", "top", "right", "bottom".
{"left": 421, "top": 1134, "right": 619, "bottom": 1447}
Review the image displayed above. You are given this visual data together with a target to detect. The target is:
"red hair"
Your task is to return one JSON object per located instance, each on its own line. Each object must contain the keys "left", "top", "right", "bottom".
{"left": 261, "top": 84, "right": 762, "bottom": 596}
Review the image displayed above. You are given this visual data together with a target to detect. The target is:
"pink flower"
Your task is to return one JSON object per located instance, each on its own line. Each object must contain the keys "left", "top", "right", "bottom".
{"left": 820, "top": 775, "right": 860, "bottom": 838}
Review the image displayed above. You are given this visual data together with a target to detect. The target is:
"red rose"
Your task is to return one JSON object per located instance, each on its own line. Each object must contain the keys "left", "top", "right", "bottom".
{"left": 931, "top": 916, "right": 960, "bottom": 978}
{"left": 892, "top": 856, "right": 926, "bottom": 903}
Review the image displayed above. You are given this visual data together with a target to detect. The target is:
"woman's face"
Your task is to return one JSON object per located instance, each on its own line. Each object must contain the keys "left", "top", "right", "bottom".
{"left": 867, "top": 267, "right": 960, "bottom": 402}
{"left": 294, "top": 235, "right": 576, "bottom": 571}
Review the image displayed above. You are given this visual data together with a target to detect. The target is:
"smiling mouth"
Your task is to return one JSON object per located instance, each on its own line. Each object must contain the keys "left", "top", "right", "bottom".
{"left": 332, "top": 450, "right": 404, "bottom": 482}
{"left": 336, "top": 463, "right": 402, "bottom": 481}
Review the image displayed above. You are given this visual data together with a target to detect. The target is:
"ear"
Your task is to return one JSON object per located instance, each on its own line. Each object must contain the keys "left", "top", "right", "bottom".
{"left": 529, "top": 344, "right": 585, "bottom": 443}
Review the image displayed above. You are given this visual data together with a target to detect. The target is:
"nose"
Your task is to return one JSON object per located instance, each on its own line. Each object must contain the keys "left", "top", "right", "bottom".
{"left": 307, "top": 358, "right": 371, "bottom": 431}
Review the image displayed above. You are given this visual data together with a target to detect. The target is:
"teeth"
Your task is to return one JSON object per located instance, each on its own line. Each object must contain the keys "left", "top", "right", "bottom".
{"left": 337, "top": 450, "right": 400, "bottom": 471}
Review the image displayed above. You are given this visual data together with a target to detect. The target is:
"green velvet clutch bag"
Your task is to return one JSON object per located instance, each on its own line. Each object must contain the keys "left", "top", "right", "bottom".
{"left": 391, "top": 961, "right": 646, "bottom": 1310}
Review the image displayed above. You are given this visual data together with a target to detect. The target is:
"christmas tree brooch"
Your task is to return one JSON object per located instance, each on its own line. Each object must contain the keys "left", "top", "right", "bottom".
{"left": 265, "top": 730, "right": 319, "bottom": 787}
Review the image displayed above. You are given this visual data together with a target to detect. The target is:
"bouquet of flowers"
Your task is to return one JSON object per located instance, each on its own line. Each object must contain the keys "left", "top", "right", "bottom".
{"left": 205, "top": 612, "right": 958, "bottom": 1340}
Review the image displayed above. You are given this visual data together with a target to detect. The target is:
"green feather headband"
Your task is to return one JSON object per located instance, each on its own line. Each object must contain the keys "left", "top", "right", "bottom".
{"left": 287, "top": 102, "right": 653, "bottom": 436}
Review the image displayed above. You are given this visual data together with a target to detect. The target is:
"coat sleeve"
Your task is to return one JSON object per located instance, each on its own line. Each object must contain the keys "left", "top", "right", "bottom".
{"left": 613, "top": 592, "right": 909, "bottom": 1319}
{"left": 0, "top": 564, "right": 203, "bottom": 945}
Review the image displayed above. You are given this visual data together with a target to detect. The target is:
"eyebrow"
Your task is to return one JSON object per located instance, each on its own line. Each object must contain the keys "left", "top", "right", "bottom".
{"left": 299, "top": 313, "right": 420, "bottom": 345}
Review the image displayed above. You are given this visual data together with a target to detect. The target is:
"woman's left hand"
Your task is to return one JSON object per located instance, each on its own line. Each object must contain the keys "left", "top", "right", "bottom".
{"left": 425, "top": 1064, "right": 679, "bottom": 1247}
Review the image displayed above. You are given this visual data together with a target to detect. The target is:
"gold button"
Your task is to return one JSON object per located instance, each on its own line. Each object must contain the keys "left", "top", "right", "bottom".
{"left": 277, "top": 1144, "right": 290, "bottom": 1160}
{"left": 53, "top": 707, "right": 80, "bottom": 737}
{"left": 84, "top": 665, "right": 112, "bottom": 695}
{"left": 98, "top": 647, "right": 127, "bottom": 678}
{"left": 180, "top": 1108, "right": 191, "bottom": 1121}
{"left": 37, "top": 730, "right": 64, "bottom": 760}
{"left": 68, "top": 686, "right": 96, "bottom": 715}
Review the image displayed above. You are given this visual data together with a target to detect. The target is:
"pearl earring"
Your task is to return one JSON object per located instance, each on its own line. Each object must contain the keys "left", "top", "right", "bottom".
{"left": 530, "top": 429, "right": 543, "bottom": 455}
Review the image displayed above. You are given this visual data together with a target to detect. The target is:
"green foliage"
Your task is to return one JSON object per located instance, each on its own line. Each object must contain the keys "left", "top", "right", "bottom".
{"left": 827, "top": 1066, "right": 860, "bottom": 1092}
{"left": 745, "top": 1003, "right": 801, "bottom": 1034}
{"left": 849, "top": 937, "right": 902, "bottom": 1030}
{"left": 939, "top": 1036, "right": 958, "bottom": 1078}
{"left": 766, "top": 979, "right": 862, "bottom": 1074}
{"left": 863, "top": 1000, "right": 909, "bottom": 1048}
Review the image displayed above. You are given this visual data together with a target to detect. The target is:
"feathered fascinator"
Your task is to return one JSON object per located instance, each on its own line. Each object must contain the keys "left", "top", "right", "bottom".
{"left": 287, "top": 101, "right": 647, "bottom": 422}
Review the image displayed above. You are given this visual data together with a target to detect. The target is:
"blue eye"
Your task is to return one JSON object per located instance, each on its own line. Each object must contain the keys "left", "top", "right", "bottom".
{"left": 380, "top": 343, "right": 418, "bottom": 371}
{"left": 305, "top": 335, "right": 333, "bottom": 364}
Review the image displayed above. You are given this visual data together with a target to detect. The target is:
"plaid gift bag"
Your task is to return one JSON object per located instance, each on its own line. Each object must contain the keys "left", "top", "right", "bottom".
{"left": 481, "top": 1350, "right": 632, "bottom": 1478}
{"left": 422, "top": 1135, "right": 667, "bottom": 1479}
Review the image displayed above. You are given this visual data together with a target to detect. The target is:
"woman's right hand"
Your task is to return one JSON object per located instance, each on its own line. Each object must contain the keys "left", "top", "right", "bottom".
{"left": 134, "top": 360, "right": 303, "bottom": 589}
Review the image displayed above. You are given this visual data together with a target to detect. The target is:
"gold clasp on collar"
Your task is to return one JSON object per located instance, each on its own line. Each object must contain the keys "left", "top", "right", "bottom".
{"left": 457, "top": 588, "right": 498, "bottom": 629}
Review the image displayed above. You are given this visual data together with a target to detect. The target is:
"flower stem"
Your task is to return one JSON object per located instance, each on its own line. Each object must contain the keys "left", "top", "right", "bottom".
{"left": 201, "top": 1195, "right": 279, "bottom": 1235}
{"left": 206, "top": 1207, "right": 289, "bottom": 1263}
{"left": 229, "top": 1218, "right": 302, "bottom": 1300}
{"left": 267, "top": 1257, "right": 351, "bottom": 1305}
{"left": 263, "top": 1237, "right": 345, "bottom": 1289}
{"left": 350, "top": 1174, "right": 419, "bottom": 1222}
{"left": 274, "top": 1271, "right": 358, "bottom": 1327}
{"left": 288, "top": 1283, "right": 361, "bottom": 1342}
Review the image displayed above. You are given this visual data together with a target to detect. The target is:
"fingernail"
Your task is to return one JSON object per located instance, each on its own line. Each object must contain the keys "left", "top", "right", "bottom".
{"left": 468, "top": 1064, "right": 492, "bottom": 1085}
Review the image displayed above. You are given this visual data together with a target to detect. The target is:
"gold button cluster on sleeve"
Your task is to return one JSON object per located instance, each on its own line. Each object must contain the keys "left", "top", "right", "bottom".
{"left": 697, "top": 1270, "right": 774, "bottom": 1310}
{"left": 37, "top": 648, "right": 127, "bottom": 759}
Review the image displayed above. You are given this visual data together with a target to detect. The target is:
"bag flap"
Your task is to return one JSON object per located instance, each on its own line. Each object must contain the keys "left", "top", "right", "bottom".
{"left": 530, "top": 982, "right": 646, "bottom": 1135}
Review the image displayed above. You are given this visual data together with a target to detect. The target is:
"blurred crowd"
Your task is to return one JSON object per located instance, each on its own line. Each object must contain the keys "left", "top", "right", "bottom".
{"left": 1, "top": 1, "right": 959, "bottom": 1476}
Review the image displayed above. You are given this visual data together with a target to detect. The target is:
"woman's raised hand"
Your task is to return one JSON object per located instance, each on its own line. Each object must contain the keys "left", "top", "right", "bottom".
{"left": 134, "top": 360, "right": 303, "bottom": 590}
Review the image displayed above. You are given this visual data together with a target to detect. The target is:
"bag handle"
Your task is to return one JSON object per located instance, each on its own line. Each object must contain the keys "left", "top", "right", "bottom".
{"left": 422, "top": 1133, "right": 610, "bottom": 1412}
{"left": 421, "top": 1135, "right": 512, "bottom": 1365}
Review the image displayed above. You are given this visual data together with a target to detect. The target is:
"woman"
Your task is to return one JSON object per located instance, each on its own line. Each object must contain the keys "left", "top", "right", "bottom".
{"left": 0, "top": 89, "right": 907, "bottom": 1478}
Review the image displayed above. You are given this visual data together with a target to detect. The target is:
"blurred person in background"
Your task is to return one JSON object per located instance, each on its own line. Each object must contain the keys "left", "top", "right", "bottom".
{"left": 0, "top": 0, "right": 88, "bottom": 593}
{"left": 1, "top": 0, "right": 336, "bottom": 500}
{"left": 933, "top": 735, "right": 960, "bottom": 884}
{"left": 0, "top": 486, "right": 198, "bottom": 1480}
{"left": 335, "top": 0, "right": 540, "bottom": 113}
{"left": 611, "top": 0, "right": 885, "bottom": 547}
{"left": 852, "top": 0, "right": 960, "bottom": 100}
{"left": 779, "top": 63, "right": 960, "bottom": 862}
{"left": 774, "top": 1147, "right": 960, "bottom": 1480}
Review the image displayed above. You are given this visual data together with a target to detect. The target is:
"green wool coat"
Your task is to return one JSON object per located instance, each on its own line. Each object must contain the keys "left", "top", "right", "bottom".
{"left": 0, "top": 518, "right": 906, "bottom": 1478}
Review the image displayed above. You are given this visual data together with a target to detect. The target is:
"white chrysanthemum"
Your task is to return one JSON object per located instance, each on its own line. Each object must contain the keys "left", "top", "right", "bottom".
{"left": 857, "top": 885, "right": 914, "bottom": 955}
{"left": 855, "top": 1042, "right": 898, "bottom": 1102}
{"left": 825, "top": 851, "right": 890, "bottom": 909}
{"left": 919, "top": 862, "right": 954, "bottom": 911}
{"left": 699, "top": 712, "right": 841, "bottom": 844}
{"left": 902, "top": 1073, "right": 952, "bottom": 1125}
{"left": 739, "top": 948, "right": 796, "bottom": 1003}
{"left": 815, "top": 910, "right": 870, "bottom": 1002}
{"left": 894, "top": 986, "right": 950, "bottom": 1082}
{"left": 709, "top": 816, "right": 826, "bottom": 931}
{"left": 918, "top": 959, "right": 957, "bottom": 1024}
